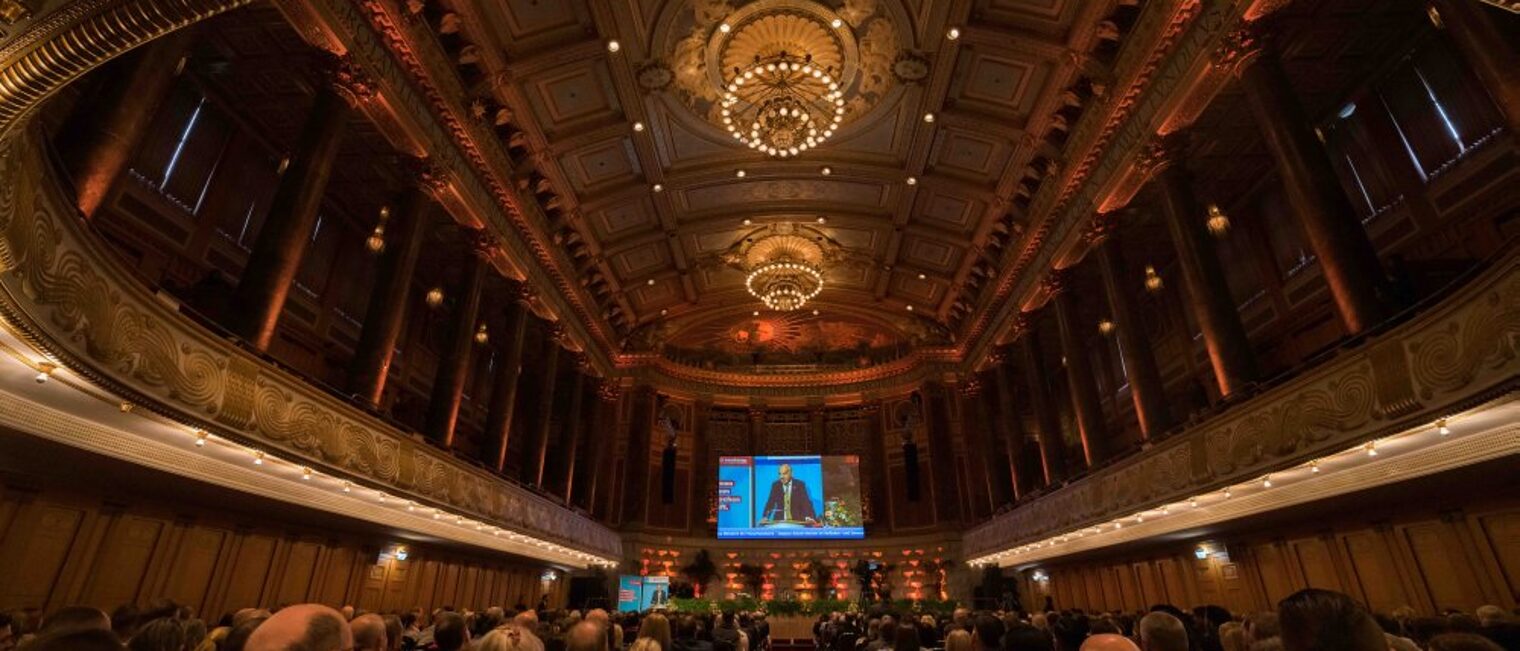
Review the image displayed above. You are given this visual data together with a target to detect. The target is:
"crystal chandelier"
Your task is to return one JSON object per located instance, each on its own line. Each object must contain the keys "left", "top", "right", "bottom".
{"left": 746, "top": 258, "right": 824, "bottom": 311}
{"left": 721, "top": 52, "right": 845, "bottom": 158}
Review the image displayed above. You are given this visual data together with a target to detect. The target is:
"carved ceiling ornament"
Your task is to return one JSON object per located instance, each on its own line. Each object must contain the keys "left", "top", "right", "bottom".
{"left": 653, "top": 0, "right": 905, "bottom": 153}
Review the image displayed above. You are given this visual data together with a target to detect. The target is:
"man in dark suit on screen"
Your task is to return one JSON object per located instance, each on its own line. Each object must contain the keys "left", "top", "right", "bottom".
{"left": 759, "top": 463, "right": 817, "bottom": 524}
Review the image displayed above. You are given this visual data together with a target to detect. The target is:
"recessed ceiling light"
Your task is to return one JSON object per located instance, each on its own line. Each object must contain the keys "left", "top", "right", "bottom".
{"left": 742, "top": 218, "right": 753, "bottom": 226}
{"left": 817, "top": 216, "right": 827, "bottom": 224}
{"left": 947, "top": 27, "right": 961, "bottom": 40}
{"left": 753, "top": 311, "right": 760, "bottom": 316}
{"left": 831, "top": 18, "right": 843, "bottom": 29}
{"left": 906, "top": 305, "right": 914, "bottom": 311}
{"left": 820, "top": 166, "right": 832, "bottom": 175}
{"left": 660, "top": 308, "right": 668, "bottom": 316}
{"left": 647, "top": 278, "right": 656, "bottom": 286}
{"left": 923, "top": 112, "right": 936, "bottom": 123}
{"left": 812, "top": 309, "right": 820, "bottom": 316}
{"left": 719, "top": 23, "right": 731, "bottom": 33}
{"left": 633, "top": 121, "right": 645, "bottom": 132}
{"left": 918, "top": 273, "right": 927, "bottom": 280}
{"left": 652, "top": 183, "right": 664, "bottom": 192}
{"left": 906, "top": 176, "right": 917, "bottom": 186}
{"left": 735, "top": 169, "right": 747, "bottom": 178}
{"left": 606, "top": 40, "right": 621, "bottom": 53}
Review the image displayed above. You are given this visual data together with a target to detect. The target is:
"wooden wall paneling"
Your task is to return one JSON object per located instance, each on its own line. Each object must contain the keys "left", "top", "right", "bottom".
{"left": 315, "top": 546, "right": 358, "bottom": 610}
{"left": 1400, "top": 520, "right": 1486, "bottom": 612}
{"left": 1100, "top": 565, "right": 1122, "bottom": 611}
{"left": 1339, "top": 530, "right": 1411, "bottom": 614}
{"left": 1158, "top": 557, "right": 1189, "bottom": 607}
{"left": 138, "top": 518, "right": 189, "bottom": 604}
{"left": 261, "top": 536, "right": 294, "bottom": 608}
{"left": 1084, "top": 566, "right": 1104, "bottom": 610}
{"left": 346, "top": 548, "right": 373, "bottom": 609}
{"left": 437, "top": 563, "right": 460, "bottom": 609}
{"left": 1116, "top": 563, "right": 1143, "bottom": 611}
{"left": 0, "top": 500, "right": 86, "bottom": 611}
{"left": 1375, "top": 525, "right": 1436, "bottom": 614}
{"left": 1472, "top": 510, "right": 1520, "bottom": 608}
{"left": 360, "top": 556, "right": 386, "bottom": 609}
{"left": 1134, "top": 562, "right": 1162, "bottom": 607}
{"left": 1249, "top": 541, "right": 1298, "bottom": 607}
{"left": 275, "top": 540, "right": 322, "bottom": 605}
{"left": 163, "top": 525, "right": 227, "bottom": 615}
{"left": 1190, "top": 557, "right": 1222, "bottom": 608}
{"left": 50, "top": 504, "right": 113, "bottom": 611}
{"left": 1444, "top": 511, "right": 1509, "bottom": 606}
{"left": 222, "top": 533, "right": 277, "bottom": 613}
{"left": 80, "top": 515, "right": 166, "bottom": 610}
{"left": 1288, "top": 536, "right": 1343, "bottom": 592}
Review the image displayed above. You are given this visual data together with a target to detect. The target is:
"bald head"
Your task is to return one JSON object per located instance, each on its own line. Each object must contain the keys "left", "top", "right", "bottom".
{"left": 1138, "top": 613, "right": 1188, "bottom": 651}
{"left": 245, "top": 604, "right": 353, "bottom": 651}
{"left": 566, "top": 621, "right": 607, "bottom": 651}
{"left": 1081, "top": 634, "right": 1142, "bottom": 651}
{"left": 351, "top": 613, "right": 387, "bottom": 651}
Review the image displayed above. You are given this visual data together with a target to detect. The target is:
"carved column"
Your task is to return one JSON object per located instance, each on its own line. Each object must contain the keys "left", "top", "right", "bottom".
{"left": 1432, "top": 0, "right": 1520, "bottom": 139}
{"left": 584, "top": 382, "right": 619, "bottom": 516}
{"left": 862, "top": 401, "right": 887, "bottom": 526}
{"left": 227, "top": 58, "right": 369, "bottom": 351}
{"left": 529, "top": 329, "right": 563, "bottom": 487}
{"left": 559, "top": 363, "right": 587, "bottom": 504}
{"left": 425, "top": 237, "right": 491, "bottom": 446}
{"left": 1091, "top": 217, "right": 1173, "bottom": 440}
{"left": 485, "top": 290, "right": 532, "bottom": 472}
{"left": 967, "top": 378, "right": 1008, "bottom": 510}
{"left": 348, "top": 184, "right": 432, "bottom": 407}
{"left": 990, "top": 350, "right": 1030, "bottom": 500}
{"left": 1048, "top": 272, "right": 1109, "bottom": 467}
{"left": 55, "top": 29, "right": 194, "bottom": 218}
{"left": 621, "top": 386, "right": 657, "bottom": 524}
{"left": 1228, "top": 32, "right": 1396, "bottom": 334}
{"left": 1152, "top": 140, "right": 1260, "bottom": 396}
{"left": 1018, "top": 315, "right": 1068, "bottom": 484}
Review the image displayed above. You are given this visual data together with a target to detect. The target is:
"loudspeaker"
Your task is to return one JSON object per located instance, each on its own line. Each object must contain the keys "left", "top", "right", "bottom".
{"left": 660, "top": 443, "right": 676, "bottom": 504}
{"left": 903, "top": 441, "right": 920, "bottom": 502}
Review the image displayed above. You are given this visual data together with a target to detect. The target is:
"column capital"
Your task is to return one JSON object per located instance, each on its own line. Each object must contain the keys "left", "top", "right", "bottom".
{"left": 597, "top": 380, "right": 622, "bottom": 403}
{"left": 1212, "top": 24, "right": 1267, "bottom": 77}
{"left": 404, "top": 156, "right": 451, "bottom": 196}
{"left": 959, "top": 378, "right": 984, "bottom": 398}
{"left": 1012, "top": 312, "right": 1039, "bottom": 340}
{"left": 985, "top": 349, "right": 1007, "bottom": 367}
{"left": 1041, "top": 269, "right": 1074, "bottom": 297}
{"left": 1137, "top": 132, "right": 1191, "bottom": 178}
{"left": 321, "top": 53, "right": 378, "bottom": 107}
{"left": 747, "top": 406, "right": 766, "bottom": 422}
{"left": 1082, "top": 211, "right": 1121, "bottom": 246}
{"left": 467, "top": 228, "right": 501, "bottom": 259}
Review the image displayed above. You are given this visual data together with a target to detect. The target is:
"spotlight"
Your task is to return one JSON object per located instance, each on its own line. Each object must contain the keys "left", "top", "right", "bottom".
{"left": 302, "top": 467, "right": 313, "bottom": 480}
{"left": 1365, "top": 441, "right": 1378, "bottom": 457}
{"left": 194, "top": 430, "right": 209, "bottom": 447}
{"left": 1437, "top": 418, "right": 1450, "bottom": 436}
{"left": 652, "top": 183, "right": 664, "bottom": 193}
{"left": 34, "top": 362, "right": 56, "bottom": 384}
{"left": 253, "top": 451, "right": 265, "bottom": 466}
{"left": 1262, "top": 475, "right": 1272, "bottom": 488}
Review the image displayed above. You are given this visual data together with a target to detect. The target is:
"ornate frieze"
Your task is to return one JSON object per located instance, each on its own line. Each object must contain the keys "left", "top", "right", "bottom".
{"left": 964, "top": 250, "right": 1520, "bottom": 557}
{"left": 0, "top": 131, "right": 620, "bottom": 560}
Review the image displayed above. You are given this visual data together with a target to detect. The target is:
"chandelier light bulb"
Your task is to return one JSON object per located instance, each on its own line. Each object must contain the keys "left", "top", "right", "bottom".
{"left": 820, "top": 166, "right": 832, "bottom": 176}
{"left": 1144, "top": 265, "right": 1164, "bottom": 292}
{"left": 1206, "top": 203, "right": 1231, "bottom": 237}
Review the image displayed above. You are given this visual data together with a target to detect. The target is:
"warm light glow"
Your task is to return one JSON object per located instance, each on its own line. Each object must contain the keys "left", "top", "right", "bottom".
{"left": 606, "top": 40, "right": 621, "bottom": 53}
{"left": 474, "top": 322, "right": 489, "bottom": 345}
{"left": 736, "top": 170, "right": 746, "bottom": 178}
{"left": 719, "top": 22, "right": 732, "bottom": 33}
{"left": 746, "top": 259, "right": 825, "bottom": 311}
{"left": 194, "top": 430, "right": 208, "bottom": 447}
{"left": 1365, "top": 441, "right": 1378, "bottom": 457}
{"left": 720, "top": 51, "right": 847, "bottom": 157}
{"left": 923, "top": 112, "right": 936, "bottom": 123}
{"left": 302, "top": 467, "right": 313, "bottom": 480}
{"left": 1261, "top": 475, "right": 1272, "bottom": 488}
{"left": 1311, "top": 460, "right": 1320, "bottom": 473}
{"left": 34, "top": 361, "right": 55, "bottom": 384}
{"left": 1097, "top": 319, "right": 1115, "bottom": 336}
{"left": 906, "top": 176, "right": 917, "bottom": 186}
{"left": 652, "top": 183, "right": 664, "bottom": 193}
{"left": 1144, "top": 265, "right": 1164, "bottom": 292}
{"left": 252, "top": 450, "right": 265, "bottom": 466}
{"left": 946, "top": 27, "right": 961, "bottom": 40}
{"left": 426, "top": 287, "right": 445, "bottom": 308}
{"left": 1206, "top": 203, "right": 1231, "bottom": 237}
{"left": 1437, "top": 418, "right": 1450, "bottom": 436}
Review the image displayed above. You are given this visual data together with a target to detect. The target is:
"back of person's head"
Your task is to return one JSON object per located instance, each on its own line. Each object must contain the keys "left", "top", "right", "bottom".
{"left": 433, "top": 611, "right": 468, "bottom": 651}
{"left": 350, "top": 613, "right": 387, "bottom": 651}
{"left": 1276, "top": 589, "right": 1385, "bottom": 651}
{"left": 893, "top": 626, "right": 922, "bottom": 651}
{"left": 223, "top": 614, "right": 268, "bottom": 651}
{"left": 630, "top": 637, "right": 663, "bottom": 651}
{"left": 244, "top": 604, "right": 349, "bottom": 651}
{"left": 1000, "top": 623, "right": 1053, "bottom": 651}
{"left": 880, "top": 619, "right": 899, "bottom": 645}
{"left": 128, "top": 617, "right": 185, "bottom": 651}
{"left": 476, "top": 626, "right": 540, "bottom": 651}
{"left": 1137, "top": 612, "right": 1187, "bottom": 651}
{"left": 1078, "top": 633, "right": 1140, "bottom": 651}
{"left": 1219, "top": 621, "right": 1245, "bottom": 651}
{"left": 1089, "top": 619, "right": 1120, "bottom": 636}
{"left": 30, "top": 628, "right": 126, "bottom": 651}
{"left": 1051, "top": 615, "right": 1089, "bottom": 651}
{"left": 183, "top": 618, "right": 207, "bottom": 650}
{"left": 567, "top": 620, "right": 607, "bottom": 651}
{"left": 1242, "top": 612, "right": 1279, "bottom": 645}
{"left": 1474, "top": 605, "right": 1509, "bottom": 627}
{"left": 945, "top": 628, "right": 976, "bottom": 651}
{"left": 974, "top": 615, "right": 1005, "bottom": 650}
{"left": 1427, "top": 632, "right": 1503, "bottom": 651}
{"left": 40, "top": 605, "right": 112, "bottom": 636}
{"left": 112, "top": 605, "right": 142, "bottom": 641}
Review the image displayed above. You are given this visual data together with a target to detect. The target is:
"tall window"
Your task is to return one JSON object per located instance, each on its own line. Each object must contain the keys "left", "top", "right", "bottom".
{"left": 132, "top": 84, "right": 231, "bottom": 213}
{"left": 1376, "top": 38, "right": 1503, "bottom": 180}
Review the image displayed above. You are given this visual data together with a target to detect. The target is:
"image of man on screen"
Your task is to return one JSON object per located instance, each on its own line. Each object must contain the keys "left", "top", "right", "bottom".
{"left": 759, "top": 464, "right": 817, "bottom": 524}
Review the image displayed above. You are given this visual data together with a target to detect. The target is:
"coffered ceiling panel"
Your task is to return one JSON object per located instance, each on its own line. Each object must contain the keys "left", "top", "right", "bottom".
{"left": 679, "top": 179, "right": 892, "bottom": 215}
{"left": 586, "top": 199, "right": 661, "bottom": 241}
{"left": 610, "top": 243, "right": 672, "bottom": 282}
{"left": 486, "top": 0, "right": 591, "bottom": 52}
{"left": 927, "top": 128, "right": 1015, "bottom": 183}
{"left": 949, "top": 48, "right": 1050, "bottom": 119}
{"left": 976, "top": 0, "right": 1080, "bottom": 35}
{"left": 914, "top": 190, "right": 985, "bottom": 237}
{"left": 521, "top": 62, "right": 623, "bottom": 136}
{"left": 902, "top": 236, "right": 966, "bottom": 274}
{"left": 560, "top": 139, "right": 643, "bottom": 192}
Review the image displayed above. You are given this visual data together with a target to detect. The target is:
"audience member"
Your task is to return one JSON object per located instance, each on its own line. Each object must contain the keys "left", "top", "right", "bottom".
{"left": 128, "top": 617, "right": 185, "bottom": 651}
{"left": 430, "top": 612, "right": 469, "bottom": 651}
{"left": 1427, "top": 633, "right": 1504, "bottom": 651}
{"left": 639, "top": 613, "right": 673, "bottom": 651}
{"left": 1277, "top": 589, "right": 1386, "bottom": 651}
{"left": 1138, "top": 612, "right": 1188, "bottom": 651}
{"left": 352, "top": 613, "right": 387, "bottom": 651}
{"left": 29, "top": 628, "right": 126, "bottom": 651}
{"left": 1080, "top": 633, "right": 1141, "bottom": 651}
{"left": 1002, "top": 623, "right": 1054, "bottom": 651}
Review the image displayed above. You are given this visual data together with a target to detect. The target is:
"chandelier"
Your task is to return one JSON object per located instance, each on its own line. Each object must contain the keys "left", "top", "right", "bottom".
{"left": 746, "top": 258, "right": 824, "bottom": 311}
{"left": 721, "top": 51, "right": 845, "bottom": 157}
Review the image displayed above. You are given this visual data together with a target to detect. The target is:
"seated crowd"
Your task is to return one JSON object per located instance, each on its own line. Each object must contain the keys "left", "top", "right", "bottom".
{"left": 0, "top": 588, "right": 1514, "bottom": 651}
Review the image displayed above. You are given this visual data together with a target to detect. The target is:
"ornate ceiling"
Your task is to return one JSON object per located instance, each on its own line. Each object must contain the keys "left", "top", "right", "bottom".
{"left": 292, "top": 0, "right": 1261, "bottom": 396}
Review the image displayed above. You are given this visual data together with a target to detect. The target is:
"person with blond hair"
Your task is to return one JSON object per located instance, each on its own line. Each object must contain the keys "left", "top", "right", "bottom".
{"left": 640, "top": 613, "right": 673, "bottom": 651}
{"left": 944, "top": 628, "right": 975, "bottom": 651}
{"left": 631, "top": 637, "right": 664, "bottom": 651}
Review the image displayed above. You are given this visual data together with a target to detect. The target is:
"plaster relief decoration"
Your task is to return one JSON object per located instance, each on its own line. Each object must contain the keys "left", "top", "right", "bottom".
{"left": 653, "top": 0, "right": 909, "bottom": 153}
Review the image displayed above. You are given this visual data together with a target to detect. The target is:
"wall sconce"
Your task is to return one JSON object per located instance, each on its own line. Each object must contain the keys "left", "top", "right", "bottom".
{"left": 1097, "top": 319, "right": 1115, "bottom": 336}
{"left": 425, "top": 287, "right": 445, "bottom": 308}
{"left": 474, "top": 322, "right": 489, "bottom": 345}
{"left": 1143, "top": 265, "right": 1164, "bottom": 293}
{"left": 1206, "top": 203, "right": 1231, "bottom": 237}
{"left": 366, "top": 206, "right": 390, "bottom": 254}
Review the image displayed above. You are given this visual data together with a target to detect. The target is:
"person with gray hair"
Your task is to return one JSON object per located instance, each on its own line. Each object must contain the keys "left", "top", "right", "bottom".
{"left": 350, "top": 613, "right": 387, "bottom": 651}
{"left": 244, "top": 604, "right": 351, "bottom": 651}
{"left": 1137, "top": 612, "right": 1188, "bottom": 651}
